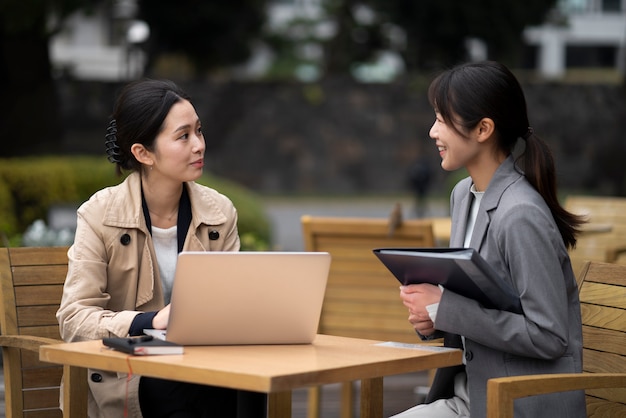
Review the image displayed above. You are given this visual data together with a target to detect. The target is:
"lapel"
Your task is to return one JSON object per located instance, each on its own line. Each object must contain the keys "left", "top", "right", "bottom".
{"left": 451, "top": 156, "right": 523, "bottom": 250}
{"left": 449, "top": 182, "right": 472, "bottom": 247}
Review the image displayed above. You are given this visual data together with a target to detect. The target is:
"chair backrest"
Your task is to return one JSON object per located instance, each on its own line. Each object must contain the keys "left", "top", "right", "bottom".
{"left": 578, "top": 261, "right": 626, "bottom": 415}
{"left": 0, "top": 246, "right": 69, "bottom": 418}
{"left": 301, "top": 215, "right": 435, "bottom": 343}
{"left": 564, "top": 195, "right": 626, "bottom": 276}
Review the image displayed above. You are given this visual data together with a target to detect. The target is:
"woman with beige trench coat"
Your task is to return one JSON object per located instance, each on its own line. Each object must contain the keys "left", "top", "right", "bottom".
{"left": 57, "top": 79, "right": 264, "bottom": 418}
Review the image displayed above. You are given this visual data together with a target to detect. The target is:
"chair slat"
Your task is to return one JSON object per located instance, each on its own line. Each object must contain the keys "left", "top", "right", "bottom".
{"left": 20, "top": 324, "right": 63, "bottom": 340}
{"left": 22, "top": 366, "right": 64, "bottom": 388}
{"left": 583, "top": 349, "right": 626, "bottom": 374}
{"left": 584, "top": 267, "right": 626, "bottom": 287}
{"left": 581, "top": 304, "right": 626, "bottom": 333}
{"left": 586, "top": 394, "right": 626, "bottom": 417}
{"left": 580, "top": 282, "right": 626, "bottom": 309}
{"left": 8, "top": 247, "right": 68, "bottom": 265}
{"left": 12, "top": 265, "right": 68, "bottom": 286}
{"left": 23, "top": 386, "right": 65, "bottom": 410}
{"left": 582, "top": 325, "right": 626, "bottom": 357}
{"left": 15, "top": 285, "right": 64, "bottom": 307}
{"left": 17, "top": 305, "right": 61, "bottom": 328}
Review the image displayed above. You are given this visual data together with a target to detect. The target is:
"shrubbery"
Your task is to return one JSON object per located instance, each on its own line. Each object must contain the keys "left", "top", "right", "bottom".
{"left": 0, "top": 156, "right": 271, "bottom": 250}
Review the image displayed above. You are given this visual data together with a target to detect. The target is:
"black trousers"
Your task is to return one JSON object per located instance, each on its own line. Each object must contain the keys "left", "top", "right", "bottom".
{"left": 139, "top": 377, "right": 267, "bottom": 418}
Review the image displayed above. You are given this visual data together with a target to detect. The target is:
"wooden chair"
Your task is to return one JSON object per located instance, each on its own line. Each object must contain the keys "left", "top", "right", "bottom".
{"left": 301, "top": 215, "right": 438, "bottom": 418}
{"left": 0, "top": 246, "right": 87, "bottom": 418}
{"left": 486, "top": 261, "right": 626, "bottom": 418}
{"left": 564, "top": 195, "right": 626, "bottom": 277}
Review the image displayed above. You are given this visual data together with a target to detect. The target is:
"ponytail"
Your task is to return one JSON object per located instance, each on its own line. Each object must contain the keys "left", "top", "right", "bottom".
{"left": 518, "top": 131, "right": 586, "bottom": 249}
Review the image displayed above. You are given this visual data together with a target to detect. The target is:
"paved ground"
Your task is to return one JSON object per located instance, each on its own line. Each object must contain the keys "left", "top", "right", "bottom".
{"left": 0, "top": 195, "right": 448, "bottom": 417}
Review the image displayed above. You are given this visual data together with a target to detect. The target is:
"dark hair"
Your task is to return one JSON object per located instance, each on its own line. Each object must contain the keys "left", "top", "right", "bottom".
{"left": 428, "top": 61, "right": 585, "bottom": 249}
{"left": 106, "top": 79, "right": 191, "bottom": 174}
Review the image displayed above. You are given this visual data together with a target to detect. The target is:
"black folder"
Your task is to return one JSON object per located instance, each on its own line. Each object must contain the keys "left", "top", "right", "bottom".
{"left": 373, "top": 248, "right": 522, "bottom": 313}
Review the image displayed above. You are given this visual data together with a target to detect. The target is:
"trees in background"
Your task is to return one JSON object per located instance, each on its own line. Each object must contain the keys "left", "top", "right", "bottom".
{"left": 0, "top": 0, "right": 92, "bottom": 156}
{"left": 1, "top": 0, "right": 559, "bottom": 156}
{"left": 0, "top": 0, "right": 268, "bottom": 156}
{"left": 137, "top": 0, "right": 267, "bottom": 78}
{"left": 134, "top": 0, "right": 558, "bottom": 78}
{"left": 261, "top": 0, "right": 557, "bottom": 80}
{"left": 368, "top": 0, "right": 558, "bottom": 71}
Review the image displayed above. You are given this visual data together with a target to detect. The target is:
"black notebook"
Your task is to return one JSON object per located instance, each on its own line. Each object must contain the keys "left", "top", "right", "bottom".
{"left": 102, "top": 335, "right": 184, "bottom": 356}
{"left": 373, "top": 248, "right": 522, "bottom": 313}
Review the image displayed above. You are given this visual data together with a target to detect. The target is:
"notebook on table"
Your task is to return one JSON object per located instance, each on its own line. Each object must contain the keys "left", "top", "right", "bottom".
{"left": 144, "top": 251, "right": 331, "bottom": 345}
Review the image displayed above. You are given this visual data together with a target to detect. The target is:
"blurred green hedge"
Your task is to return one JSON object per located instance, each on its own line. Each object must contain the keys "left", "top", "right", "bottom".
{"left": 0, "top": 156, "right": 271, "bottom": 250}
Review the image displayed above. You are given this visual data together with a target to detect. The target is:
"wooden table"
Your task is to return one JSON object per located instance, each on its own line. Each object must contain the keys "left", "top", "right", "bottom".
{"left": 40, "top": 334, "right": 461, "bottom": 418}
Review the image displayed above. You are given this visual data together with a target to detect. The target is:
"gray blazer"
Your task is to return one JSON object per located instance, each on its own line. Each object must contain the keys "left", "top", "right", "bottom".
{"left": 427, "top": 156, "right": 586, "bottom": 418}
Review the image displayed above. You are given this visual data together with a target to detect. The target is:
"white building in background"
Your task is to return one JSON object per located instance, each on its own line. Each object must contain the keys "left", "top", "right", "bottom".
{"left": 524, "top": 0, "right": 626, "bottom": 79}
{"left": 49, "top": 0, "right": 147, "bottom": 81}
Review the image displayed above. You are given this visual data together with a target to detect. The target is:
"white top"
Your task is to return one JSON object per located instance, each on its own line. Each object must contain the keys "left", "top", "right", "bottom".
{"left": 151, "top": 225, "right": 178, "bottom": 304}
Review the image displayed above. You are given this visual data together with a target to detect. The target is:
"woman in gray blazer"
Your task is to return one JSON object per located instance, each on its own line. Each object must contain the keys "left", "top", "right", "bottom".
{"left": 391, "top": 61, "right": 587, "bottom": 418}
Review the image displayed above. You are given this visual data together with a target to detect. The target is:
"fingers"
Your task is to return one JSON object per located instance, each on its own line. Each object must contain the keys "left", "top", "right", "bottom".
{"left": 408, "top": 313, "right": 435, "bottom": 336}
{"left": 407, "top": 309, "right": 431, "bottom": 322}
{"left": 400, "top": 285, "right": 440, "bottom": 336}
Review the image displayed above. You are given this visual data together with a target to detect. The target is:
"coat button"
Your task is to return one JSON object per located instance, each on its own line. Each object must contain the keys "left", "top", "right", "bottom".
{"left": 208, "top": 230, "right": 220, "bottom": 240}
{"left": 120, "top": 234, "right": 131, "bottom": 245}
{"left": 464, "top": 350, "right": 473, "bottom": 362}
{"left": 91, "top": 373, "right": 103, "bottom": 383}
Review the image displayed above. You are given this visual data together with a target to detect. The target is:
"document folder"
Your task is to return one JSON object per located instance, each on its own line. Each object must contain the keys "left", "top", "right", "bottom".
{"left": 373, "top": 248, "right": 522, "bottom": 313}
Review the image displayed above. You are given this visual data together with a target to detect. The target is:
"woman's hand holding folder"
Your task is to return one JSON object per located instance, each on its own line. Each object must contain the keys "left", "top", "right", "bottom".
{"left": 400, "top": 283, "right": 442, "bottom": 336}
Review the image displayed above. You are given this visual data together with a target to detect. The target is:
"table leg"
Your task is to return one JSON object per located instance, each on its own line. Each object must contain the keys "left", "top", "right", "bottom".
{"left": 340, "top": 382, "right": 354, "bottom": 418}
{"left": 360, "top": 377, "right": 383, "bottom": 418}
{"left": 63, "top": 364, "right": 88, "bottom": 418}
{"left": 307, "top": 386, "right": 321, "bottom": 418}
{"left": 268, "top": 391, "right": 292, "bottom": 418}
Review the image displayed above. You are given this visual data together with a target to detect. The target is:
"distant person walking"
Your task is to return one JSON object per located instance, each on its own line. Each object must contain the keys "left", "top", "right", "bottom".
{"left": 407, "top": 156, "right": 432, "bottom": 217}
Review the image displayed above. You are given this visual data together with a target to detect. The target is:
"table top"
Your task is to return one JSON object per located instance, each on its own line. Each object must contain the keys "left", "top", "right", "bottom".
{"left": 40, "top": 334, "right": 461, "bottom": 393}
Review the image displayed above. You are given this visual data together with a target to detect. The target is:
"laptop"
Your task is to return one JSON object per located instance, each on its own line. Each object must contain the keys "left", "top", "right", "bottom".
{"left": 144, "top": 251, "right": 331, "bottom": 345}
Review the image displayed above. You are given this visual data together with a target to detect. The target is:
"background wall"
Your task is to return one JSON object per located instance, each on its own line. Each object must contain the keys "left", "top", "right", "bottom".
{"left": 58, "top": 79, "right": 626, "bottom": 196}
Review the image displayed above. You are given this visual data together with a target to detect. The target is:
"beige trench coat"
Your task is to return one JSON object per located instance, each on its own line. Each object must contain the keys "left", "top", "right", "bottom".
{"left": 56, "top": 172, "right": 240, "bottom": 418}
